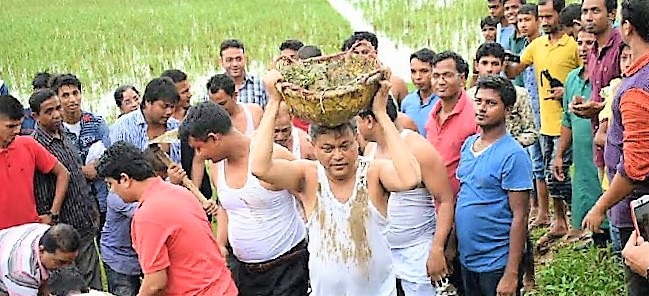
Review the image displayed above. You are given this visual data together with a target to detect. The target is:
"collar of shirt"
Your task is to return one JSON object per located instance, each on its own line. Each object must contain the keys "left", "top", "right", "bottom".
{"left": 592, "top": 28, "right": 622, "bottom": 59}
{"left": 134, "top": 109, "right": 179, "bottom": 131}
{"left": 542, "top": 33, "right": 571, "bottom": 47}
{"left": 624, "top": 51, "right": 649, "bottom": 77}
{"left": 431, "top": 90, "right": 470, "bottom": 124}
{"left": 417, "top": 91, "right": 437, "bottom": 107}
{"left": 33, "top": 238, "right": 50, "bottom": 281}
{"left": 33, "top": 125, "right": 69, "bottom": 146}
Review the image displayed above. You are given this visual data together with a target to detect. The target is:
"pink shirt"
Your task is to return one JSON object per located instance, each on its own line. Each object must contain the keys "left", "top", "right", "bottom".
{"left": 425, "top": 90, "right": 479, "bottom": 198}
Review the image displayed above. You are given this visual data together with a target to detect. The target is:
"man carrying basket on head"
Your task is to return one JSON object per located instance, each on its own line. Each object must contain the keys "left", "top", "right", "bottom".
{"left": 248, "top": 69, "right": 421, "bottom": 295}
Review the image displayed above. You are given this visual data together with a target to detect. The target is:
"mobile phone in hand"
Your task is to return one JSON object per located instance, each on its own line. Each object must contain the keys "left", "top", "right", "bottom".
{"left": 631, "top": 195, "right": 649, "bottom": 239}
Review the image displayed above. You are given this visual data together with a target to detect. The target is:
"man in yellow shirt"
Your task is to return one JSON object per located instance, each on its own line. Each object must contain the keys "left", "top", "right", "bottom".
{"left": 506, "top": 0, "right": 581, "bottom": 243}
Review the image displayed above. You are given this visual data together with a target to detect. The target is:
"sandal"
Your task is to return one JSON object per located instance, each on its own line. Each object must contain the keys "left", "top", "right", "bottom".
{"left": 536, "top": 231, "right": 566, "bottom": 246}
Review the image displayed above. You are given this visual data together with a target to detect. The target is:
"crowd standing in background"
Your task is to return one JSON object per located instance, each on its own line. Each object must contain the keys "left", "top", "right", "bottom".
{"left": 1, "top": 0, "right": 649, "bottom": 295}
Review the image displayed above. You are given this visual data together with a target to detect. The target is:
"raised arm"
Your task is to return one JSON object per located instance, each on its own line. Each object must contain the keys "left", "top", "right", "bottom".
{"left": 250, "top": 70, "right": 306, "bottom": 193}
{"left": 375, "top": 82, "right": 422, "bottom": 192}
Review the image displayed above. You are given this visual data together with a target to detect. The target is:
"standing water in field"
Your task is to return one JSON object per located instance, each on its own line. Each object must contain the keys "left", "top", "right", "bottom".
{"left": 327, "top": 0, "right": 414, "bottom": 83}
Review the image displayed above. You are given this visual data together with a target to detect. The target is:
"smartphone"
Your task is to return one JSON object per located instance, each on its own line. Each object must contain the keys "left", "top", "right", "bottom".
{"left": 504, "top": 52, "right": 521, "bottom": 63}
{"left": 631, "top": 195, "right": 649, "bottom": 239}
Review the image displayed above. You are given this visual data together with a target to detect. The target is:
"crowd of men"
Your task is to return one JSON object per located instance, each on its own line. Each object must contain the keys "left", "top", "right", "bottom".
{"left": 1, "top": 0, "right": 649, "bottom": 295}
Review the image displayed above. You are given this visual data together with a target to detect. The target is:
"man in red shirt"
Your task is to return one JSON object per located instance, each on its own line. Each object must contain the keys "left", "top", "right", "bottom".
{"left": 96, "top": 141, "right": 237, "bottom": 296}
{"left": 425, "top": 51, "right": 480, "bottom": 198}
{"left": 0, "top": 95, "right": 69, "bottom": 230}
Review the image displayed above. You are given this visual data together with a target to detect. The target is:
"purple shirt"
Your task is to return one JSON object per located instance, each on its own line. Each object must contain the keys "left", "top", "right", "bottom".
{"left": 604, "top": 56, "right": 649, "bottom": 229}
{"left": 588, "top": 29, "right": 622, "bottom": 168}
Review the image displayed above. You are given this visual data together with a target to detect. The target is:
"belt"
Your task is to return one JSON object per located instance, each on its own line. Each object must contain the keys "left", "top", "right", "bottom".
{"left": 242, "top": 240, "right": 307, "bottom": 273}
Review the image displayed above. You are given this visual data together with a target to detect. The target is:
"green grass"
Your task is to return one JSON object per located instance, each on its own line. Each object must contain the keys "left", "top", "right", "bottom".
{"left": 534, "top": 245, "right": 625, "bottom": 295}
{"left": 353, "top": 0, "right": 485, "bottom": 59}
{"left": 0, "top": 0, "right": 351, "bottom": 120}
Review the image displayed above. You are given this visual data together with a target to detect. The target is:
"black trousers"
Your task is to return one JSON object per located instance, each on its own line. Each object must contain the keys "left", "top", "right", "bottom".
{"left": 228, "top": 241, "right": 309, "bottom": 296}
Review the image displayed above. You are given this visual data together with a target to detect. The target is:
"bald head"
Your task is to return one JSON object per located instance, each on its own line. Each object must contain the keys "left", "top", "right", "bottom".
{"left": 274, "top": 101, "right": 295, "bottom": 148}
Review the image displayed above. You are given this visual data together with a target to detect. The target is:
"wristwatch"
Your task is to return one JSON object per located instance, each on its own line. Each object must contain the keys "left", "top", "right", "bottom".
{"left": 46, "top": 210, "right": 60, "bottom": 224}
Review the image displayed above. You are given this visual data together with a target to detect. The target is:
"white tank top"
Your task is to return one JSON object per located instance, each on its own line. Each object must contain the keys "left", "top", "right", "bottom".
{"left": 216, "top": 155, "right": 306, "bottom": 263}
{"left": 242, "top": 104, "right": 255, "bottom": 135}
{"left": 367, "top": 130, "right": 437, "bottom": 249}
{"left": 307, "top": 158, "right": 397, "bottom": 296}
{"left": 291, "top": 126, "right": 301, "bottom": 159}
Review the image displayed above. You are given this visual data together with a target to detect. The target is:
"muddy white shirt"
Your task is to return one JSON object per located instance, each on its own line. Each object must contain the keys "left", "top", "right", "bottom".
{"left": 307, "top": 158, "right": 396, "bottom": 296}
{"left": 291, "top": 126, "right": 302, "bottom": 160}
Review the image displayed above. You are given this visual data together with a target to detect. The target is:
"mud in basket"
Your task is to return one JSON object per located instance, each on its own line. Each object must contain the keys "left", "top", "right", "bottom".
{"left": 274, "top": 48, "right": 388, "bottom": 127}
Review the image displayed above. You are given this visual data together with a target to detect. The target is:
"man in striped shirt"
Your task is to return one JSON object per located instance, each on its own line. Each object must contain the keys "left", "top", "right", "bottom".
{"left": 29, "top": 89, "right": 102, "bottom": 290}
{"left": 0, "top": 223, "right": 81, "bottom": 296}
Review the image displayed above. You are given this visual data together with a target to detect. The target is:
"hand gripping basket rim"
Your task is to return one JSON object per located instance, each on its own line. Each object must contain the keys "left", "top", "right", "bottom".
{"left": 274, "top": 52, "right": 389, "bottom": 127}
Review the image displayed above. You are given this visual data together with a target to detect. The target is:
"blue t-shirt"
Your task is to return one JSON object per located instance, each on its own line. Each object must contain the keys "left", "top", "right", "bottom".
{"left": 400, "top": 91, "right": 438, "bottom": 135}
{"left": 455, "top": 134, "right": 533, "bottom": 273}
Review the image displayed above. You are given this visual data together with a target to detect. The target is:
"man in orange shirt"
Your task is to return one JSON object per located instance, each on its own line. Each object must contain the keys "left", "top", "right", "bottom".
{"left": 97, "top": 141, "right": 236, "bottom": 296}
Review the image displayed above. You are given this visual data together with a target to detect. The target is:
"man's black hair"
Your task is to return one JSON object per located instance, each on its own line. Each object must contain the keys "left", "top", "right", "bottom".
{"left": 0, "top": 95, "right": 24, "bottom": 120}
{"left": 518, "top": 3, "right": 539, "bottom": 17}
{"left": 341, "top": 38, "right": 355, "bottom": 51}
{"left": 47, "top": 267, "right": 89, "bottom": 296}
{"left": 358, "top": 96, "right": 399, "bottom": 122}
{"left": 298, "top": 45, "right": 323, "bottom": 59}
{"left": 96, "top": 141, "right": 156, "bottom": 181}
{"left": 539, "top": 0, "right": 566, "bottom": 13}
{"left": 279, "top": 39, "right": 305, "bottom": 51}
{"left": 476, "top": 75, "right": 517, "bottom": 108}
{"left": 481, "top": 16, "right": 499, "bottom": 29}
{"left": 409, "top": 48, "right": 437, "bottom": 66}
{"left": 622, "top": 0, "right": 649, "bottom": 43}
{"left": 141, "top": 77, "right": 180, "bottom": 108}
{"left": 432, "top": 51, "right": 471, "bottom": 79}
{"left": 206, "top": 74, "right": 236, "bottom": 96}
{"left": 504, "top": 0, "right": 527, "bottom": 4}
{"left": 29, "top": 89, "right": 58, "bottom": 114}
{"left": 114, "top": 85, "right": 139, "bottom": 108}
{"left": 220, "top": 39, "right": 245, "bottom": 56}
{"left": 32, "top": 72, "right": 52, "bottom": 91}
{"left": 582, "top": 0, "right": 617, "bottom": 13}
{"left": 160, "top": 69, "right": 188, "bottom": 84}
{"left": 50, "top": 74, "right": 82, "bottom": 94}
{"left": 180, "top": 101, "right": 233, "bottom": 142}
{"left": 559, "top": 3, "right": 582, "bottom": 27}
{"left": 344, "top": 31, "right": 379, "bottom": 50}
{"left": 476, "top": 42, "right": 506, "bottom": 63}
{"left": 309, "top": 120, "right": 358, "bottom": 142}
{"left": 39, "top": 224, "right": 81, "bottom": 253}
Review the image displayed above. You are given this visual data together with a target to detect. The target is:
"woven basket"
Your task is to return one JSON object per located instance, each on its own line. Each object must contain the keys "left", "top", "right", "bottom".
{"left": 274, "top": 47, "right": 388, "bottom": 127}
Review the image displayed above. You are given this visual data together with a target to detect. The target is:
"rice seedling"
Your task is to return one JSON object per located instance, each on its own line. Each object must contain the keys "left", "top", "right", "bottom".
{"left": 0, "top": 0, "right": 351, "bottom": 120}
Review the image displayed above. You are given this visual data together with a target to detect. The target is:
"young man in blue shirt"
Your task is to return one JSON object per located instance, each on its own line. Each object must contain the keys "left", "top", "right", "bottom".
{"left": 456, "top": 75, "right": 533, "bottom": 296}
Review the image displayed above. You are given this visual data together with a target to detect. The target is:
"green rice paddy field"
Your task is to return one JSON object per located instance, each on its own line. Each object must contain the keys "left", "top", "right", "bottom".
{"left": 1, "top": 0, "right": 622, "bottom": 294}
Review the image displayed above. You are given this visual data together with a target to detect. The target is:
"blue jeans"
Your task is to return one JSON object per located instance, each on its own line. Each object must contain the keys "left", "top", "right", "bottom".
{"left": 104, "top": 263, "right": 141, "bottom": 296}
{"left": 527, "top": 139, "right": 545, "bottom": 181}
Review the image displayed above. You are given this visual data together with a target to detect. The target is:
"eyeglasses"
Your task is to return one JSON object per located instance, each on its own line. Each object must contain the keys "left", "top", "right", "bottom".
{"left": 432, "top": 72, "right": 460, "bottom": 81}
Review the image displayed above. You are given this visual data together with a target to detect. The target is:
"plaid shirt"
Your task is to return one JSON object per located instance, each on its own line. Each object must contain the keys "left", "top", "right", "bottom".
{"left": 32, "top": 127, "right": 97, "bottom": 234}
{"left": 237, "top": 73, "right": 269, "bottom": 107}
